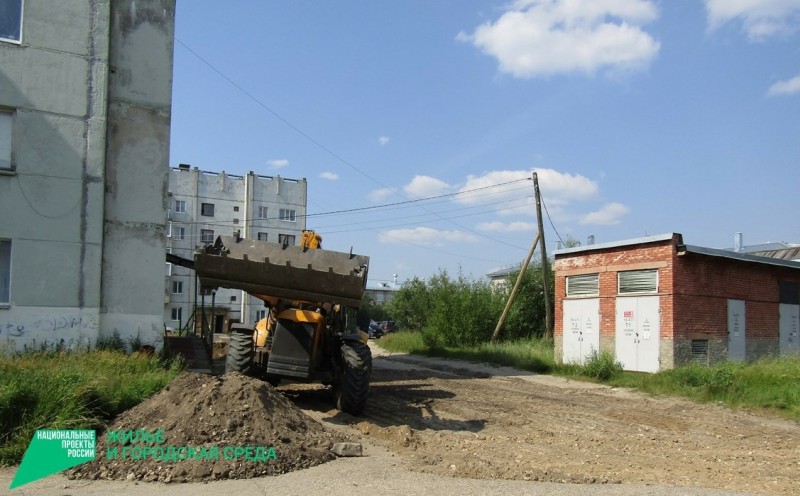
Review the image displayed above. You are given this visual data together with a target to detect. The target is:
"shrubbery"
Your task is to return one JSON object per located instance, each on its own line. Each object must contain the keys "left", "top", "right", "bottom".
{"left": 387, "top": 265, "right": 553, "bottom": 347}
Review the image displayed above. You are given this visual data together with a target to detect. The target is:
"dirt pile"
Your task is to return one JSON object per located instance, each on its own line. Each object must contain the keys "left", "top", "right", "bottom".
{"left": 68, "top": 372, "right": 350, "bottom": 483}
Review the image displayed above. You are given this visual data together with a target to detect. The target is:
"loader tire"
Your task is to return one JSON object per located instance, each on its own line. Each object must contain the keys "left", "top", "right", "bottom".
{"left": 226, "top": 327, "right": 254, "bottom": 375}
{"left": 334, "top": 341, "right": 372, "bottom": 415}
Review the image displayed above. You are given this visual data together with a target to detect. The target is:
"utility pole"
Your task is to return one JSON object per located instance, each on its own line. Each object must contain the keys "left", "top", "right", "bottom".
{"left": 533, "top": 172, "right": 553, "bottom": 340}
{"left": 491, "top": 233, "right": 540, "bottom": 342}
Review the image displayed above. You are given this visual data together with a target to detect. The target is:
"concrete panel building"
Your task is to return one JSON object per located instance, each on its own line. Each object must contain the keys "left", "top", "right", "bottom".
{"left": 165, "top": 166, "right": 307, "bottom": 333}
{"left": 554, "top": 233, "right": 800, "bottom": 372}
{"left": 0, "top": 0, "right": 175, "bottom": 350}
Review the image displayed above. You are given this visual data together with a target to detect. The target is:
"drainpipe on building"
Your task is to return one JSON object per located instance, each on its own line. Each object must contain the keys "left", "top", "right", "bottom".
{"left": 240, "top": 172, "right": 253, "bottom": 325}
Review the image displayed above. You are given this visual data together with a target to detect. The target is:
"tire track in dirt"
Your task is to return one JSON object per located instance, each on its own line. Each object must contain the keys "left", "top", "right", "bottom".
{"left": 281, "top": 348, "right": 800, "bottom": 495}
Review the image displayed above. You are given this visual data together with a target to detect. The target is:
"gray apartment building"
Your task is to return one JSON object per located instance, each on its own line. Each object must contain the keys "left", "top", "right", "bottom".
{"left": 0, "top": 0, "right": 175, "bottom": 351}
{"left": 166, "top": 166, "right": 307, "bottom": 332}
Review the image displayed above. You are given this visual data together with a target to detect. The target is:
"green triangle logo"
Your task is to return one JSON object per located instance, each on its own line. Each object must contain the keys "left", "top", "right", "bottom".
{"left": 10, "top": 430, "right": 96, "bottom": 489}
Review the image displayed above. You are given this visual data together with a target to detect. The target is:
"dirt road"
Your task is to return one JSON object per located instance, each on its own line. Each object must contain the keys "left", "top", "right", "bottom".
{"left": 283, "top": 343, "right": 800, "bottom": 496}
{"left": 2, "top": 343, "right": 797, "bottom": 496}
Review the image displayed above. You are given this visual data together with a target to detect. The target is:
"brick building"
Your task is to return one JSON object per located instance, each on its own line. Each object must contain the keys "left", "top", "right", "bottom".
{"left": 554, "top": 233, "right": 800, "bottom": 372}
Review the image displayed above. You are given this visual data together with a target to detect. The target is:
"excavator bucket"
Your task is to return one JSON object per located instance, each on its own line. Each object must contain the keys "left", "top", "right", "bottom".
{"left": 193, "top": 235, "right": 370, "bottom": 308}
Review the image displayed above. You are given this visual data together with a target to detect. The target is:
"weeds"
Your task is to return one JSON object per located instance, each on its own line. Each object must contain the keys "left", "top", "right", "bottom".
{"left": 0, "top": 349, "right": 183, "bottom": 466}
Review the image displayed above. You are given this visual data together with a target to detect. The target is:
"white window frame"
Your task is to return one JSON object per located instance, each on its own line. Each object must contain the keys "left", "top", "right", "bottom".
{"left": 255, "top": 309, "right": 267, "bottom": 321}
{"left": 278, "top": 234, "right": 296, "bottom": 246}
{"left": 0, "top": 109, "right": 13, "bottom": 170}
{"left": 257, "top": 232, "right": 268, "bottom": 241}
{"left": 279, "top": 209, "right": 296, "bottom": 222}
{"left": 258, "top": 206, "right": 268, "bottom": 219}
{"left": 618, "top": 269, "right": 659, "bottom": 295}
{"left": 171, "top": 307, "right": 182, "bottom": 322}
{"left": 174, "top": 226, "right": 185, "bottom": 240}
{"left": 0, "top": 0, "right": 23, "bottom": 44}
{"left": 201, "top": 202, "right": 215, "bottom": 217}
{"left": 172, "top": 280, "right": 183, "bottom": 294}
{"left": 200, "top": 229, "right": 214, "bottom": 244}
{"left": 174, "top": 200, "right": 186, "bottom": 213}
{"left": 0, "top": 239, "right": 10, "bottom": 304}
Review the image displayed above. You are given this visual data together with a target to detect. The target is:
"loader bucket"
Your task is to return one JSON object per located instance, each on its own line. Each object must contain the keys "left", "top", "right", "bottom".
{"left": 193, "top": 236, "right": 370, "bottom": 308}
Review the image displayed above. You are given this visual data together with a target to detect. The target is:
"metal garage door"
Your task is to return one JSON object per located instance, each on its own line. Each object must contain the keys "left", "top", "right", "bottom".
{"left": 615, "top": 296, "right": 660, "bottom": 373}
{"left": 727, "top": 299, "right": 746, "bottom": 362}
{"left": 779, "top": 303, "right": 800, "bottom": 355}
{"left": 563, "top": 298, "right": 600, "bottom": 364}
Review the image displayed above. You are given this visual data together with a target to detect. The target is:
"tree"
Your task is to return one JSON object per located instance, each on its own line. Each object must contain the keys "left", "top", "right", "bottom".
{"left": 386, "top": 277, "right": 429, "bottom": 331}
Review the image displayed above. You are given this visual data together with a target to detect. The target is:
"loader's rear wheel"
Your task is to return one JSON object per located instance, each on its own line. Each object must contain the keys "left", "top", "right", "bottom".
{"left": 226, "top": 326, "right": 254, "bottom": 375}
{"left": 334, "top": 341, "right": 372, "bottom": 415}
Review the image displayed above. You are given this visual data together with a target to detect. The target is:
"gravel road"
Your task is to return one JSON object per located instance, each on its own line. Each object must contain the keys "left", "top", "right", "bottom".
{"left": 2, "top": 342, "right": 797, "bottom": 496}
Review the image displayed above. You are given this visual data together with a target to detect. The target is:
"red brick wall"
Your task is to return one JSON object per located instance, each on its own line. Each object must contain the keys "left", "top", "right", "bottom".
{"left": 555, "top": 236, "right": 678, "bottom": 341}
{"left": 556, "top": 235, "right": 800, "bottom": 345}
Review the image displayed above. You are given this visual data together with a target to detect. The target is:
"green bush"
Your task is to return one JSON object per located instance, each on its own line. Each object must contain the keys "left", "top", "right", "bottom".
{"left": 581, "top": 350, "right": 624, "bottom": 381}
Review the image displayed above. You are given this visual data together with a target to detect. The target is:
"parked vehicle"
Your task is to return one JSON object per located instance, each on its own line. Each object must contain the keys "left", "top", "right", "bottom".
{"left": 380, "top": 320, "right": 397, "bottom": 333}
{"left": 367, "top": 320, "right": 384, "bottom": 339}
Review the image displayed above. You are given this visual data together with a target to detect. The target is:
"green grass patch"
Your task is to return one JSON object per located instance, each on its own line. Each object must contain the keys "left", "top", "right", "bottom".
{"left": 380, "top": 331, "right": 557, "bottom": 373}
{"left": 379, "top": 332, "right": 800, "bottom": 420}
{"left": 0, "top": 349, "right": 183, "bottom": 466}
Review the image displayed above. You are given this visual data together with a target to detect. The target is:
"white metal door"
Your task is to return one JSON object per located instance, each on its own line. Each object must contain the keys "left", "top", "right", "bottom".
{"left": 563, "top": 299, "right": 600, "bottom": 364}
{"left": 615, "top": 296, "right": 661, "bottom": 373}
{"left": 779, "top": 303, "right": 800, "bottom": 355}
{"left": 727, "top": 299, "right": 746, "bottom": 362}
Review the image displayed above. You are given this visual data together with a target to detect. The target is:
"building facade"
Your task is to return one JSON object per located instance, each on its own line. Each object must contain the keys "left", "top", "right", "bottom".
{"left": 554, "top": 233, "right": 800, "bottom": 372}
{"left": 166, "top": 166, "right": 307, "bottom": 332}
{"left": 0, "top": 0, "right": 175, "bottom": 351}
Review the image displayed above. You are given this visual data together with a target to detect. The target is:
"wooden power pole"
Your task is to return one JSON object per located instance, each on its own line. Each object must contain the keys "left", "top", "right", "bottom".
{"left": 533, "top": 172, "right": 554, "bottom": 340}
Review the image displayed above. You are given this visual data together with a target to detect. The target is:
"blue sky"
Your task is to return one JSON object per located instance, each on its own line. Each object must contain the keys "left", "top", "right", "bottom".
{"left": 169, "top": 0, "right": 800, "bottom": 285}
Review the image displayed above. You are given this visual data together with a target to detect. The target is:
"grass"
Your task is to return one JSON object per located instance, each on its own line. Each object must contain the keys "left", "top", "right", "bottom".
{"left": 0, "top": 349, "right": 183, "bottom": 466}
{"left": 379, "top": 331, "right": 800, "bottom": 421}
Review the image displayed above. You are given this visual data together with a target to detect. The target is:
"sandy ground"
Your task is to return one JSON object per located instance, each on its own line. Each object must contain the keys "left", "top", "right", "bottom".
{"left": 2, "top": 341, "right": 798, "bottom": 495}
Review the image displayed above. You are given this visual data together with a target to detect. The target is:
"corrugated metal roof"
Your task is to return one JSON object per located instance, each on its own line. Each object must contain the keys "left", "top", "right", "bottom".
{"left": 679, "top": 245, "right": 800, "bottom": 270}
{"left": 747, "top": 247, "right": 800, "bottom": 262}
{"left": 553, "top": 233, "right": 676, "bottom": 256}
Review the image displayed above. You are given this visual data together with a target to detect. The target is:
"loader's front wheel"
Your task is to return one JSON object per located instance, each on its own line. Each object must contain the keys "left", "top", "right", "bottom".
{"left": 226, "top": 326, "right": 254, "bottom": 375}
{"left": 334, "top": 341, "right": 371, "bottom": 415}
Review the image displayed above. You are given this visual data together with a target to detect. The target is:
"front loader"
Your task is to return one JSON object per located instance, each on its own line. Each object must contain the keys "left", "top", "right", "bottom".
{"left": 193, "top": 231, "right": 372, "bottom": 415}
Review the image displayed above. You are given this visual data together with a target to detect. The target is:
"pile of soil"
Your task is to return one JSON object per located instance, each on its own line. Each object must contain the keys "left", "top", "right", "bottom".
{"left": 68, "top": 372, "right": 350, "bottom": 483}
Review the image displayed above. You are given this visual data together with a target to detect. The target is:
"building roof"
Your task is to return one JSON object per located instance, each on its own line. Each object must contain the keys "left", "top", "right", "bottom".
{"left": 553, "top": 233, "right": 677, "bottom": 256}
{"left": 552, "top": 231, "right": 800, "bottom": 271}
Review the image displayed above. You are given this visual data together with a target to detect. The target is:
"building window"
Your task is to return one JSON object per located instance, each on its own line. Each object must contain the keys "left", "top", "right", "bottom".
{"left": 257, "top": 232, "right": 268, "bottom": 241}
{"left": 566, "top": 274, "right": 599, "bottom": 297}
{"left": 171, "top": 307, "right": 182, "bottom": 321}
{"left": 618, "top": 269, "right": 658, "bottom": 294}
{"left": 258, "top": 206, "right": 268, "bottom": 218}
{"left": 278, "top": 234, "right": 296, "bottom": 246}
{"left": 233, "top": 206, "right": 239, "bottom": 212}
{"left": 174, "top": 226, "right": 185, "bottom": 240}
{"left": 230, "top": 295, "right": 237, "bottom": 302}
{"left": 0, "top": 240, "right": 10, "bottom": 303}
{"left": 255, "top": 309, "right": 267, "bottom": 321}
{"left": 279, "top": 209, "right": 296, "bottom": 222}
{"left": 0, "top": 110, "right": 12, "bottom": 170}
{"left": 201, "top": 229, "right": 214, "bottom": 244}
{"left": 690, "top": 340, "right": 709, "bottom": 365}
{"left": 0, "top": 0, "right": 23, "bottom": 44}
{"left": 201, "top": 202, "right": 215, "bottom": 217}
{"left": 172, "top": 280, "right": 183, "bottom": 294}
{"left": 174, "top": 200, "right": 186, "bottom": 213}
{"left": 233, "top": 218, "right": 239, "bottom": 225}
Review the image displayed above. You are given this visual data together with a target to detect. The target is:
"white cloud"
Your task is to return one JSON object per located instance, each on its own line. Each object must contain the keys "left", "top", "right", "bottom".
{"left": 458, "top": 0, "right": 660, "bottom": 78}
{"left": 403, "top": 175, "right": 452, "bottom": 198}
{"left": 476, "top": 221, "right": 537, "bottom": 232}
{"left": 368, "top": 187, "right": 395, "bottom": 202}
{"left": 580, "top": 202, "right": 630, "bottom": 225}
{"left": 320, "top": 171, "right": 339, "bottom": 181}
{"left": 456, "top": 168, "right": 598, "bottom": 207}
{"left": 705, "top": 0, "right": 800, "bottom": 40}
{"left": 767, "top": 74, "right": 800, "bottom": 96}
{"left": 267, "top": 159, "right": 289, "bottom": 169}
{"left": 378, "top": 227, "right": 478, "bottom": 246}
{"left": 378, "top": 136, "right": 391, "bottom": 146}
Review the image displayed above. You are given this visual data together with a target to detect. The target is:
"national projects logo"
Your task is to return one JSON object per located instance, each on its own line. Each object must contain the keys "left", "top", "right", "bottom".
{"left": 10, "top": 429, "right": 278, "bottom": 489}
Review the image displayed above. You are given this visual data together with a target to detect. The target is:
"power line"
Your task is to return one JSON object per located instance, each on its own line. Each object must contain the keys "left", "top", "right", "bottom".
{"left": 540, "top": 195, "right": 565, "bottom": 247}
